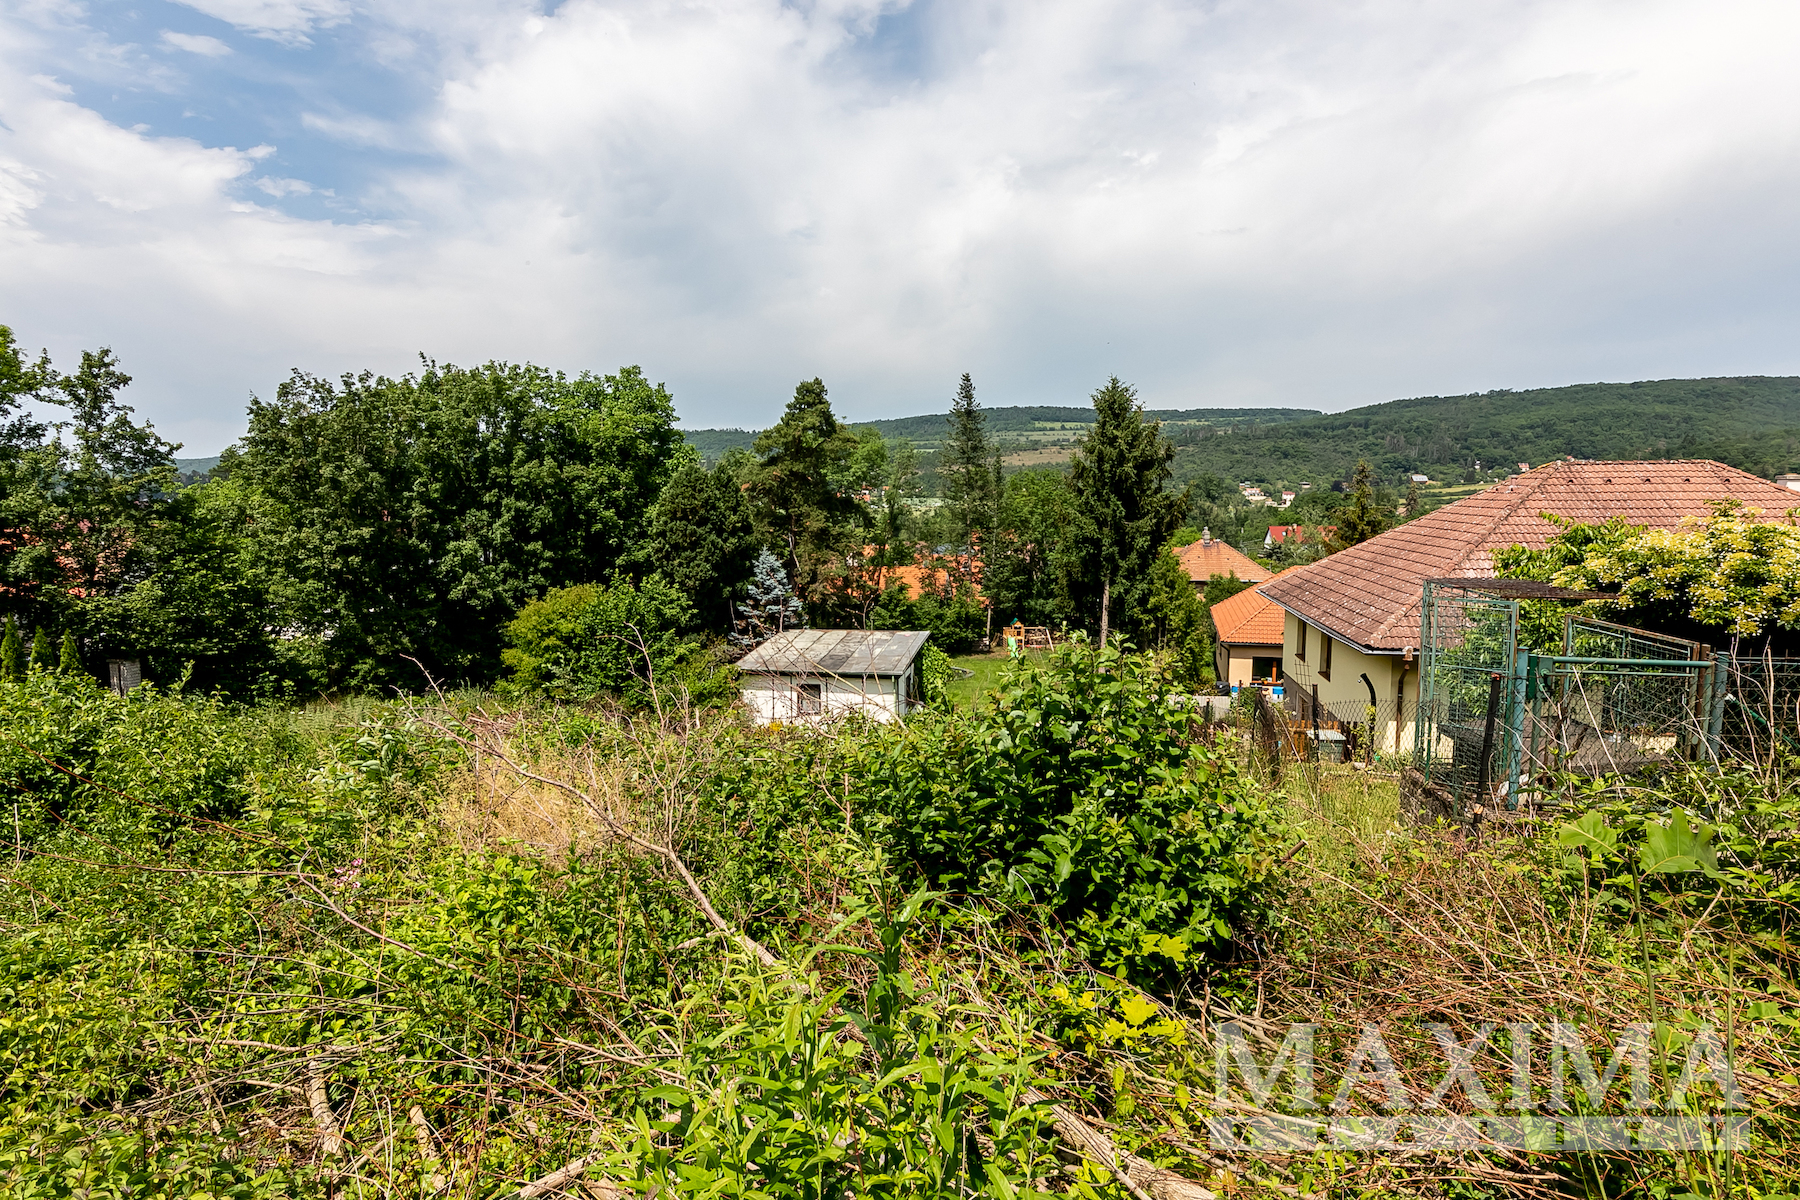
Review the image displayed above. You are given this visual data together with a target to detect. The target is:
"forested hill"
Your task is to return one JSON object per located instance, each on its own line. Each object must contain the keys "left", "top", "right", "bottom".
{"left": 681, "top": 404, "right": 1319, "bottom": 461}
{"left": 684, "top": 377, "right": 1800, "bottom": 485}
{"left": 1174, "top": 376, "right": 1800, "bottom": 486}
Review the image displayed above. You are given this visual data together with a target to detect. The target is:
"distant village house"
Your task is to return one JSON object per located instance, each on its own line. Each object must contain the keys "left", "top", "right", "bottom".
{"left": 1175, "top": 531, "right": 1268, "bottom": 590}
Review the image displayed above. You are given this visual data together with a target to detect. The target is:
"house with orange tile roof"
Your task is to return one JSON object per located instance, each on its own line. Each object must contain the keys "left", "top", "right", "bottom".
{"left": 1174, "top": 530, "right": 1268, "bottom": 589}
{"left": 1209, "top": 567, "right": 1303, "bottom": 689}
{"left": 1260, "top": 460, "right": 1800, "bottom": 753}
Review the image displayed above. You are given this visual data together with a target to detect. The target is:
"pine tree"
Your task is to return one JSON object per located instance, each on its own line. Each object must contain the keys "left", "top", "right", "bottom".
{"left": 58, "top": 630, "right": 80, "bottom": 674}
{"left": 1330, "top": 460, "right": 1389, "bottom": 550}
{"left": 1067, "top": 377, "right": 1189, "bottom": 646}
{"left": 748, "top": 379, "right": 860, "bottom": 610}
{"left": 0, "top": 618, "right": 21, "bottom": 680}
{"left": 941, "top": 374, "right": 998, "bottom": 551}
{"left": 27, "top": 627, "right": 50, "bottom": 672}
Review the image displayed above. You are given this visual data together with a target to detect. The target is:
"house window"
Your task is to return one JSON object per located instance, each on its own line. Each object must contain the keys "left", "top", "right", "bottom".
{"left": 1251, "top": 656, "right": 1280, "bottom": 683}
{"left": 796, "top": 682, "right": 822, "bottom": 715}
{"left": 1319, "top": 635, "right": 1332, "bottom": 681}
{"left": 1295, "top": 620, "right": 1308, "bottom": 662}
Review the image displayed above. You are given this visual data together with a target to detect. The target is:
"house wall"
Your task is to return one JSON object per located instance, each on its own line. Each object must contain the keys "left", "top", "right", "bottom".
{"left": 740, "top": 674, "right": 909, "bottom": 725}
{"left": 1215, "top": 643, "right": 1282, "bottom": 690}
{"left": 1278, "top": 612, "right": 1420, "bottom": 755}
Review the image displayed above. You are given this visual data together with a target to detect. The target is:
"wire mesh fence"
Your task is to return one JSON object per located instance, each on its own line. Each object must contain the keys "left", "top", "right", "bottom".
{"left": 1412, "top": 589, "right": 1740, "bottom": 815}
{"left": 1414, "top": 583, "right": 1522, "bottom": 805}
{"left": 1720, "top": 653, "right": 1800, "bottom": 765}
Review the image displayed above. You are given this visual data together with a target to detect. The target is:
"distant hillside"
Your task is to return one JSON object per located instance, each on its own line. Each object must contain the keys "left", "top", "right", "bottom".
{"left": 680, "top": 405, "right": 1320, "bottom": 464}
{"left": 175, "top": 456, "right": 220, "bottom": 484}
{"left": 1171, "top": 376, "right": 1800, "bottom": 489}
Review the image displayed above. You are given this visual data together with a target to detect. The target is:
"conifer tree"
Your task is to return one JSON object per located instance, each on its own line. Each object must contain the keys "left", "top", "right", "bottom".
{"left": 748, "top": 379, "right": 859, "bottom": 610}
{"left": 0, "top": 618, "right": 21, "bottom": 680}
{"left": 27, "top": 626, "right": 50, "bottom": 672}
{"left": 941, "top": 373, "right": 998, "bottom": 551}
{"left": 58, "top": 630, "right": 80, "bottom": 674}
{"left": 1330, "top": 460, "right": 1389, "bottom": 550}
{"left": 1067, "top": 377, "right": 1189, "bottom": 646}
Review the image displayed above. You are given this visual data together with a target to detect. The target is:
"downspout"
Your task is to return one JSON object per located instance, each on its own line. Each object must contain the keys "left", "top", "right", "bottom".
{"left": 1360, "top": 672, "right": 1378, "bottom": 765}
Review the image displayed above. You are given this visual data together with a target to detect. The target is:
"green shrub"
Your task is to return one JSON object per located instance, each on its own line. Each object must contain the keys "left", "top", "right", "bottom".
{"left": 714, "top": 640, "right": 1288, "bottom": 977}
{"left": 502, "top": 576, "right": 735, "bottom": 705}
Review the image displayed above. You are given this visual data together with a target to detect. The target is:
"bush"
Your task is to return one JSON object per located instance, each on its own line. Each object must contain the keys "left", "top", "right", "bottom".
{"left": 713, "top": 640, "right": 1288, "bottom": 977}
{"left": 502, "top": 576, "right": 735, "bottom": 705}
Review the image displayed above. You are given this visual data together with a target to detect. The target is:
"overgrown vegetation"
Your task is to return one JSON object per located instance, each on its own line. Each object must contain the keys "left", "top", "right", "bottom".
{"left": 3, "top": 644, "right": 1795, "bottom": 1198}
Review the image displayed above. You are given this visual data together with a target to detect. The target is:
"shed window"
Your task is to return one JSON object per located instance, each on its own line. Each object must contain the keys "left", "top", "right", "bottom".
{"left": 796, "top": 682, "right": 822, "bottom": 715}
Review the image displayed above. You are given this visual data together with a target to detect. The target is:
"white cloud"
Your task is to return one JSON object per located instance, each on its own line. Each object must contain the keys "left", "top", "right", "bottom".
{"left": 254, "top": 175, "right": 316, "bottom": 196}
{"left": 170, "top": 0, "right": 351, "bottom": 45}
{"left": 7, "top": 0, "right": 1800, "bottom": 449}
{"left": 161, "top": 30, "right": 233, "bottom": 57}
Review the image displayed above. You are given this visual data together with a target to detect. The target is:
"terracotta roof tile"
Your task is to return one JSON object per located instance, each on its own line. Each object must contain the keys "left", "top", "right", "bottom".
{"left": 1209, "top": 566, "right": 1304, "bottom": 647}
{"left": 1260, "top": 460, "right": 1800, "bottom": 652}
{"left": 1175, "top": 538, "right": 1269, "bottom": 584}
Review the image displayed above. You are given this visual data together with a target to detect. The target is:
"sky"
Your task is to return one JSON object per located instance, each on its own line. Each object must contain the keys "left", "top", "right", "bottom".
{"left": 5, "top": 0, "right": 1800, "bottom": 454}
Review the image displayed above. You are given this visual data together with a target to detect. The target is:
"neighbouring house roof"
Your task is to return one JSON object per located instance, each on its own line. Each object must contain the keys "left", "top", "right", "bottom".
{"left": 1209, "top": 567, "right": 1305, "bottom": 648}
{"left": 1175, "top": 537, "right": 1269, "bottom": 584}
{"left": 737, "top": 629, "right": 930, "bottom": 677}
{"left": 1260, "top": 460, "right": 1800, "bottom": 654}
{"left": 858, "top": 548, "right": 984, "bottom": 601}
{"left": 1264, "top": 524, "right": 1335, "bottom": 546}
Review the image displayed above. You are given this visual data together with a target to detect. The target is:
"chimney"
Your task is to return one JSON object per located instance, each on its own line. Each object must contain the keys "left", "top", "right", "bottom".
{"left": 1201, "top": 527, "right": 1212, "bottom": 545}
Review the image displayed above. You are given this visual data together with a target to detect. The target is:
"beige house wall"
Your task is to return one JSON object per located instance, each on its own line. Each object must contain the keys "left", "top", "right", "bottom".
{"left": 1278, "top": 612, "right": 1420, "bottom": 755}
{"left": 1216, "top": 643, "right": 1282, "bottom": 690}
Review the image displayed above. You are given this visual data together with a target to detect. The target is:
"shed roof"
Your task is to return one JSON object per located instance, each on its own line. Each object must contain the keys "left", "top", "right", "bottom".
{"left": 1260, "top": 460, "right": 1800, "bottom": 653}
{"left": 1175, "top": 537, "right": 1268, "bottom": 584}
{"left": 736, "top": 629, "right": 930, "bottom": 676}
{"left": 1208, "top": 567, "right": 1304, "bottom": 648}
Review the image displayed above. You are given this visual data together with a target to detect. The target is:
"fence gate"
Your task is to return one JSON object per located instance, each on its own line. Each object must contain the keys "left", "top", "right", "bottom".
{"left": 1415, "top": 582, "right": 1522, "bottom": 802}
{"left": 1520, "top": 616, "right": 1723, "bottom": 785}
{"left": 1416, "top": 585, "right": 1726, "bottom": 811}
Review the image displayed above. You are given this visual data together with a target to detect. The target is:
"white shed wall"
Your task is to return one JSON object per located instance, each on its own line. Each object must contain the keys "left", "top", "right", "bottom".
{"left": 741, "top": 675, "right": 910, "bottom": 725}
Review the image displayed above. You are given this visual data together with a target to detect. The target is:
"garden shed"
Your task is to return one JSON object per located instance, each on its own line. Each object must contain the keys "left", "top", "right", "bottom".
{"left": 737, "top": 629, "right": 930, "bottom": 724}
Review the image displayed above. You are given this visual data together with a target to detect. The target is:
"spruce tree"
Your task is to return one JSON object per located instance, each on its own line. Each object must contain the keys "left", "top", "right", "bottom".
{"left": 1331, "top": 460, "right": 1389, "bottom": 550}
{"left": 0, "top": 618, "right": 21, "bottom": 681}
{"left": 58, "top": 630, "right": 80, "bottom": 674}
{"left": 27, "top": 627, "right": 50, "bottom": 672}
{"left": 1067, "top": 377, "right": 1189, "bottom": 646}
{"left": 941, "top": 373, "right": 998, "bottom": 551}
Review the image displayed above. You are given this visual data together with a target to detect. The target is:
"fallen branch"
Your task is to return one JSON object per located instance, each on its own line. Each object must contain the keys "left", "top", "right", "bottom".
{"left": 1024, "top": 1088, "right": 1216, "bottom": 1200}
{"left": 306, "top": 1054, "right": 343, "bottom": 1158}
{"left": 508, "top": 1154, "right": 626, "bottom": 1200}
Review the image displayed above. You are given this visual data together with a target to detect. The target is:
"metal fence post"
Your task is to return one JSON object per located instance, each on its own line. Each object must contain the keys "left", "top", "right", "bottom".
{"left": 1474, "top": 672, "right": 1503, "bottom": 808}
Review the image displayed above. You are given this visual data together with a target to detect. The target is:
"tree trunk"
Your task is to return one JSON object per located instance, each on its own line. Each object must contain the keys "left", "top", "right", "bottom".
{"left": 1100, "top": 574, "right": 1111, "bottom": 647}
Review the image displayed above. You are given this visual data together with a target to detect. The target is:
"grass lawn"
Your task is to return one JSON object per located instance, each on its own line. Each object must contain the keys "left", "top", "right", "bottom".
{"left": 943, "top": 651, "right": 1048, "bottom": 709}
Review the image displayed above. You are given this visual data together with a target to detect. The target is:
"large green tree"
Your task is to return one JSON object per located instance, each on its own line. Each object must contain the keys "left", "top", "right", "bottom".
{"left": 941, "top": 373, "right": 1000, "bottom": 552}
{"left": 235, "top": 360, "right": 690, "bottom": 690}
{"left": 1066, "top": 378, "right": 1189, "bottom": 645}
{"left": 642, "top": 461, "right": 758, "bottom": 633}
{"left": 746, "top": 379, "right": 860, "bottom": 614}
{"left": 983, "top": 469, "right": 1077, "bottom": 630}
